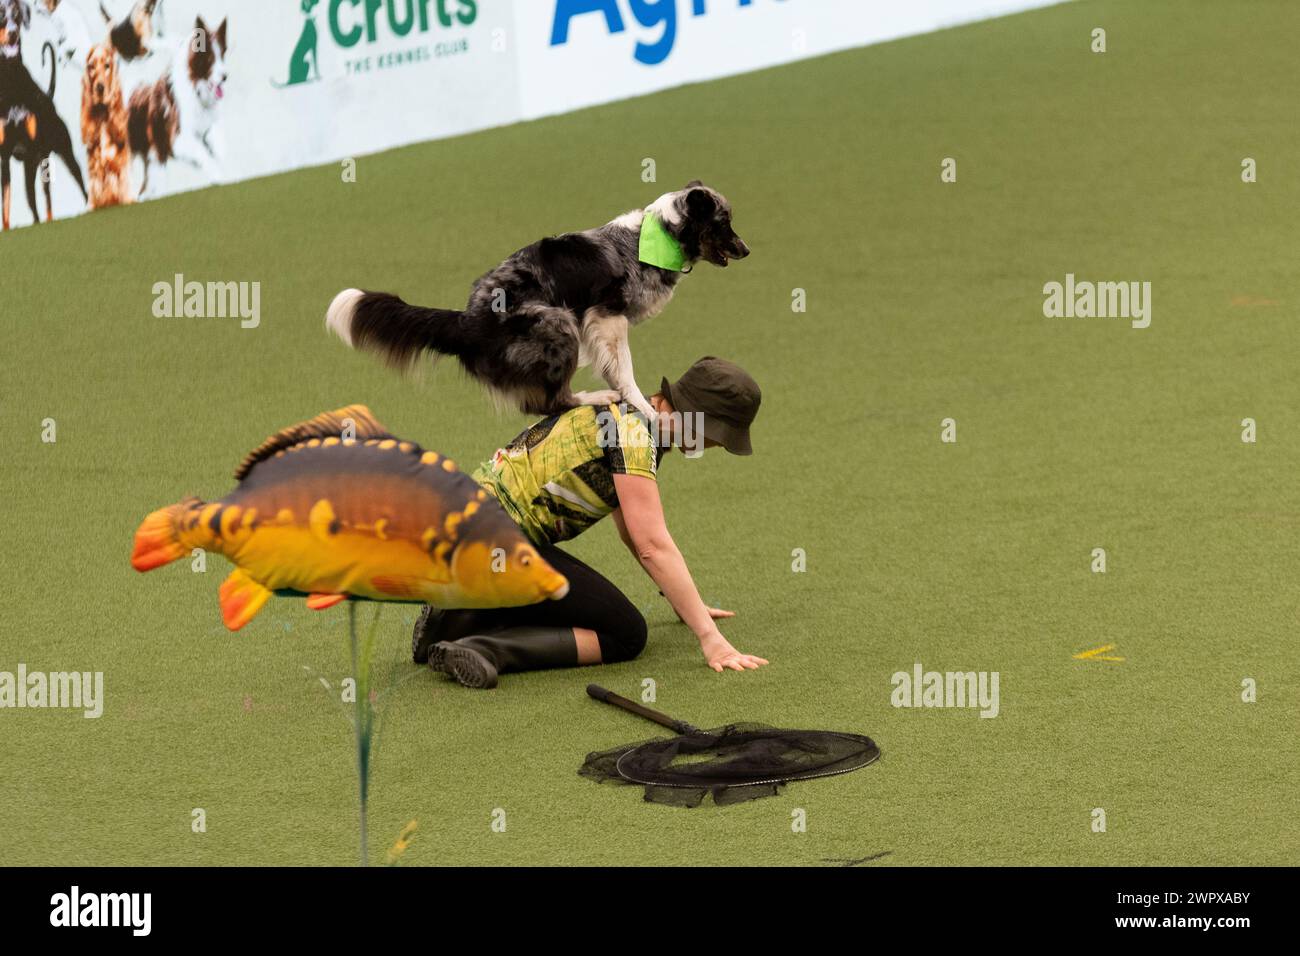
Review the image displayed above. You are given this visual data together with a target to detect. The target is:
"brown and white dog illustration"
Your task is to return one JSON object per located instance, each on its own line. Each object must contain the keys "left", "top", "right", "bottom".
{"left": 101, "top": 0, "right": 163, "bottom": 61}
{"left": 80, "top": 39, "right": 132, "bottom": 208}
{"left": 126, "top": 14, "right": 225, "bottom": 196}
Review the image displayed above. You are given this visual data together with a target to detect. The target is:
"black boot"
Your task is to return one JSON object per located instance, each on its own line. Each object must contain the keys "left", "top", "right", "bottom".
{"left": 411, "top": 605, "right": 444, "bottom": 664}
{"left": 429, "top": 627, "right": 578, "bottom": 689}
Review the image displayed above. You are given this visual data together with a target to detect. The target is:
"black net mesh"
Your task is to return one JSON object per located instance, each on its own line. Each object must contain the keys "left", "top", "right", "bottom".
{"left": 579, "top": 723, "right": 880, "bottom": 807}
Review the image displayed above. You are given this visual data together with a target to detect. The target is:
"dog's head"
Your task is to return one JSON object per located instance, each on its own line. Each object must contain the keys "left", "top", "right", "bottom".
{"left": 651, "top": 181, "right": 750, "bottom": 269}
{"left": 83, "top": 41, "right": 121, "bottom": 113}
{"left": 132, "top": 1, "right": 159, "bottom": 42}
{"left": 187, "top": 15, "right": 227, "bottom": 110}
{"left": 0, "top": 0, "right": 31, "bottom": 59}
{"left": 100, "top": 0, "right": 164, "bottom": 61}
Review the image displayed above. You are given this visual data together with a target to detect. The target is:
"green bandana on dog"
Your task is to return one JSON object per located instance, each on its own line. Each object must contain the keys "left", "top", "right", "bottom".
{"left": 638, "top": 212, "right": 690, "bottom": 272}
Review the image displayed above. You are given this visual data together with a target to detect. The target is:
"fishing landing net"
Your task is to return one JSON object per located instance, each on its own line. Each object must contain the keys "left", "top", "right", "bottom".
{"left": 579, "top": 685, "right": 880, "bottom": 807}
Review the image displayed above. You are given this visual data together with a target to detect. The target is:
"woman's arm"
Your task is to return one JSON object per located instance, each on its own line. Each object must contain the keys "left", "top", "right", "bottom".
{"left": 611, "top": 473, "right": 767, "bottom": 672}
{"left": 612, "top": 508, "right": 733, "bottom": 622}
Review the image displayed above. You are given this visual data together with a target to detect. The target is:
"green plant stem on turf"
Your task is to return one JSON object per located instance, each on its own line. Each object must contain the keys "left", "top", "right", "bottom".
{"left": 348, "top": 602, "right": 381, "bottom": 867}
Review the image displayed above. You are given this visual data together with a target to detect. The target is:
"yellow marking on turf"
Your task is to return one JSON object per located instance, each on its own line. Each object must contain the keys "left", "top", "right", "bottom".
{"left": 386, "top": 820, "right": 418, "bottom": 866}
{"left": 1073, "top": 643, "right": 1125, "bottom": 662}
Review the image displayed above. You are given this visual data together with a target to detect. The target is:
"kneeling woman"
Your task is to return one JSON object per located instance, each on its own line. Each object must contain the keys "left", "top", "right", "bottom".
{"left": 414, "top": 357, "right": 768, "bottom": 688}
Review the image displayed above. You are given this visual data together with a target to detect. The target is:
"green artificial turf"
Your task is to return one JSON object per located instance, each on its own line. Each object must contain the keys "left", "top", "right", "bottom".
{"left": 3, "top": 0, "right": 1298, "bottom": 866}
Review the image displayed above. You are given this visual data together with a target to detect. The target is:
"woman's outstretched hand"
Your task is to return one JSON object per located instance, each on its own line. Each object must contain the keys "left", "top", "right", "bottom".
{"left": 700, "top": 632, "right": 769, "bottom": 673}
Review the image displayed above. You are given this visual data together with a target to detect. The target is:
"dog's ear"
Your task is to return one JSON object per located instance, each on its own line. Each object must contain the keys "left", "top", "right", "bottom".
{"left": 685, "top": 187, "right": 717, "bottom": 222}
{"left": 215, "top": 17, "right": 226, "bottom": 53}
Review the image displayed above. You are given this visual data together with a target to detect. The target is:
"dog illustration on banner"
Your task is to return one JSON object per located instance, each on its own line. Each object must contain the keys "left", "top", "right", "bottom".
{"left": 80, "top": 35, "right": 129, "bottom": 207}
{"left": 34, "top": 1, "right": 94, "bottom": 73}
{"left": 100, "top": 0, "right": 163, "bottom": 61}
{"left": 1, "top": 0, "right": 88, "bottom": 228}
{"left": 127, "top": 13, "right": 226, "bottom": 196}
{"left": 273, "top": 0, "right": 319, "bottom": 88}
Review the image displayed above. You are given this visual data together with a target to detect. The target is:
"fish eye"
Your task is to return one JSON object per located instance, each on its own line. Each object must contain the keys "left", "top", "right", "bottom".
{"left": 520, "top": 552, "right": 532, "bottom": 567}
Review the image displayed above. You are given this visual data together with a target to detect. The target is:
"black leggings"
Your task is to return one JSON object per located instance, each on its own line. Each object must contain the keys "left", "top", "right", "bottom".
{"left": 432, "top": 545, "right": 648, "bottom": 663}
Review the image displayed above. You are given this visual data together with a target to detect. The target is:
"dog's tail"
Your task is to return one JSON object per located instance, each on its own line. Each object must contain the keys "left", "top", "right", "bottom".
{"left": 42, "top": 42, "right": 55, "bottom": 98}
{"left": 326, "top": 289, "right": 469, "bottom": 370}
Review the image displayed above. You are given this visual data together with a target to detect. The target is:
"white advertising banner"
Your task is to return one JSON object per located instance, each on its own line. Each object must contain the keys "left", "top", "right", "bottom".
{"left": 0, "top": 0, "right": 1059, "bottom": 231}
{"left": 513, "top": 0, "right": 1063, "bottom": 121}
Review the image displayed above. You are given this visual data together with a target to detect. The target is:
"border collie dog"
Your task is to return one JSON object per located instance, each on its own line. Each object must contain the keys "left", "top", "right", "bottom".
{"left": 326, "top": 182, "right": 749, "bottom": 420}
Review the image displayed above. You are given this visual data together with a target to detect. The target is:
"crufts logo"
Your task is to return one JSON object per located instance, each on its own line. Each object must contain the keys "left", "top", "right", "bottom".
{"left": 275, "top": 0, "right": 479, "bottom": 85}
{"left": 50, "top": 887, "right": 151, "bottom": 936}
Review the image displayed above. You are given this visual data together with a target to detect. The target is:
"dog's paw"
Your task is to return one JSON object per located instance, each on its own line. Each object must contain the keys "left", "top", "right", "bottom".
{"left": 573, "top": 389, "right": 623, "bottom": 406}
{"left": 630, "top": 398, "right": 658, "bottom": 423}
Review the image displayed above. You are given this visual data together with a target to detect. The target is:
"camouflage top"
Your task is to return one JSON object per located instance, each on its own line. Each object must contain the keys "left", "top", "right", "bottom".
{"left": 472, "top": 404, "right": 663, "bottom": 547}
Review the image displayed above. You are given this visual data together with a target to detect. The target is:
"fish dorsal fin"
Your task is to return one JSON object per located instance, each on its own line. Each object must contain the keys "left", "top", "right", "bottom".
{"left": 234, "top": 405, "right": 393, "bottom": 481}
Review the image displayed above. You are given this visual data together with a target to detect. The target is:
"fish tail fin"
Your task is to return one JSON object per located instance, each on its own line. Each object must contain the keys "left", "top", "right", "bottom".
{"left": 131, "top": 497, "right": 203, "bottom": 571}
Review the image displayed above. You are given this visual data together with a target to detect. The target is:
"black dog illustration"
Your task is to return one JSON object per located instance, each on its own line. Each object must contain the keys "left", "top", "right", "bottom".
{"left": 1, "top": 2, "right": 87, "bottom": 229}
{"left": 272, "top": 0, "right": 319, "bottom": 88}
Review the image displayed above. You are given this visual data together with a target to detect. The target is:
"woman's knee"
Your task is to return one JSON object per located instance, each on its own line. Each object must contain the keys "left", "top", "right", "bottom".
{"left": 595, "top": 608, "right": 647, "bottom": 664}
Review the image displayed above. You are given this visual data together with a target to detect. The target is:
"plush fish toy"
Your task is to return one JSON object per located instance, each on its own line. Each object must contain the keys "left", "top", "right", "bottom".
{"left": 131, "top": 405, "right": 569, "bottom": 630}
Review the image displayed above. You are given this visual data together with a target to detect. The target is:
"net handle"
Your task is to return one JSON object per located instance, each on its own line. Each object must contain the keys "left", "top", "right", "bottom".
{"left": 586, "top": 685, "right": 699, "bottom": 735}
